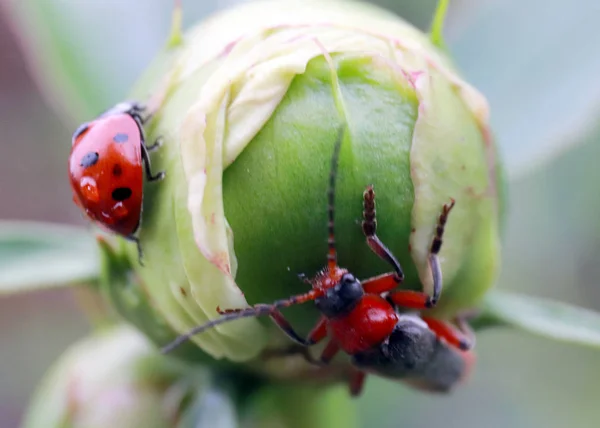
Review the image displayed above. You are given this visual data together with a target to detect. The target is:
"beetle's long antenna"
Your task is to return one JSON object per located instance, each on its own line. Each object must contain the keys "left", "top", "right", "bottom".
{"left": 162, "top": 127, "right": 345, "bottom": 354}
{"left": 161, "top": 289, "right": 323, "bottom": 354}
{"left": 327, "top": 126, "right": 345, "bottom": 273}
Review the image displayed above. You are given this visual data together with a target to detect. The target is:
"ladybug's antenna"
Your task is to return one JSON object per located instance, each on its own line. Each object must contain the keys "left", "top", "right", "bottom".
{"left": 160, "top": 289, "right": 323, "bottom": 354}
{"left": 327, "top": 126, "right": 345, "bottom": 273}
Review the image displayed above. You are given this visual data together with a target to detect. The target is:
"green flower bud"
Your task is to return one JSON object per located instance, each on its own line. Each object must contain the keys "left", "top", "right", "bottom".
{"left": 113, "top": 0, "right": 502, "bottom": 364}
{"left": 22, "top": 326, "right": 211, "bottom": 428}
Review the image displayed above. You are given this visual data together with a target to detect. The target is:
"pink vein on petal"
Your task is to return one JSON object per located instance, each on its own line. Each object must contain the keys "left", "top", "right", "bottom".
{"left": 210, "top": 252, "right": 231, "bottom": 275}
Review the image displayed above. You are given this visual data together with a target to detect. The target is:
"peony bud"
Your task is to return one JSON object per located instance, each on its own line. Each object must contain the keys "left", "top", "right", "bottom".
{"left": 108, "top": 0, "right": 503, "bottom": 363}
{"left": 22, "top": 326, "right": 218, "bottom": 428}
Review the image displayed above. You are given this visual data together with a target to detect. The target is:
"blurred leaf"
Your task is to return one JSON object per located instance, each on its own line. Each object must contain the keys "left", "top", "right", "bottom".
{"left": 429, "top": 0, "right": 449, "bottom": 50}
{"left": 479, "top": 290, "right": 600, "bottom": 348}
{"left": 4, "top": 0, "right": 242, "bottom": 125}
{"left": 0, "top": 221, "right": 98, "bottom": 294}
{"left": 7, "top": 0, "right": 118, "bottom": 122}
{"left": 7, "top": 0, "right": 600, "bottom": 178}
{"left": 449, "top": 0, "right": 600, "bottom": 178}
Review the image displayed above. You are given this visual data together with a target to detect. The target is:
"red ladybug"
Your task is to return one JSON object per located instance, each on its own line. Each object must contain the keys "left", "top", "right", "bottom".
{"left": 68, "top": 102, "right": 164, "bottom": 258}
{"left": 161, "top": 127, "right": 474, "bottom": 396}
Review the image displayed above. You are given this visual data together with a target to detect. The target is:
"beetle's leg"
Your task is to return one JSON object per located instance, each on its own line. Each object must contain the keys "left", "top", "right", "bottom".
{"left": 362, "top": 185, "right": 404, "bottom": 282}
{"left": 361, "top": 272, "right": 442, "bottom": 307}
{"left": 349, "top": 370, "right": 367, "bottom": 397}
{"left": 362, "top": 272, "right": 403, "bottom": 294}
{"left": 387, "top": 289, "right": 435, "bottom": 309}
{"left": 163, "top": 290, "right": 325, "bottom": 354}
{"left": 261, "top": 344, "right": 324, "bottom": 367}
{"left": 427, "top": 199, "right": 456, "bottom": 304}
{"left": 384, "top": 199, "right": 456, "bottom": 307}
{"left": 265, "top": 335, "right": 340, "bottom": 367}
{"left": 217, "top": 308, "right": 328, "bottom": 347}
{"left": 141, "top": 142, "right": 165, "bottom": 182}
{"left": 422, "top": 317, "right": 473, "bottom": 351}
{"left": 454, "top": 313, "right": 476, "bottom": 348}
{"left": 320, "top": 339, "right": 341, "bottom": 365}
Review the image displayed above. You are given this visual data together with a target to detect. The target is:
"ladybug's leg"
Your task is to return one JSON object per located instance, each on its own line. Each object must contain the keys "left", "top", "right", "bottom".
{"left": 427, "top": 199, "right": 456, "bottom": 304}
{"left": 145, "top": 137, "right": 163, "bottom": 152}
{"left": 125, "top": 235, "right": 144, "bottom": 266}
{"left": 141, "top": 143, "right": 166, "bottom": 182}
{"left": 218, "top": 308, "right": 328, "bottom": 347}
{"left": 362, "top": 185, "right": 404, "bottom": 281}
{"left": 422, "top": 317, "right": 473, "bottom": 351}
{"left": 349, "top": 370, "right": 367, "bottom": 396}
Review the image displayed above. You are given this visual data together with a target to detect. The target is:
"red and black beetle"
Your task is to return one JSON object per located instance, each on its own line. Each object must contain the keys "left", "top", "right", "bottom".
{"left": 162, "top": 126, "right": 475, "bottom": 395}
{"left": 68, "top": 102, "right": 164, "bottom": 261}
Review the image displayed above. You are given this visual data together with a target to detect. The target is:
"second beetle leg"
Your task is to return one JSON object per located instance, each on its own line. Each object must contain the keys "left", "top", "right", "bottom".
{"left": 387, "top": 289, "right": 435, "bottom": 309}
{"left": 362, "top": 272, "right": 401, "bottom": 294}
{"left": 427, "top": 199, "right": 456, "bottom": 305}
{"left": 422, "top": 317, "right": 473, "bottom": 351}
{"left": 320, "top": 340, "right": 341, "bottom": 365}
{"left": 217, "top": 308, "right": 328, "bottom": 347}
{"left": 349, "top": 370, "right": 367, "bottom": 396}
{"left": 362, "top": 185, "right": 405, "bottom": 281}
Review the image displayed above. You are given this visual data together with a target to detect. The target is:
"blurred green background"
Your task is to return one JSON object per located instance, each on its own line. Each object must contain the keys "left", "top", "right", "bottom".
{"left": 1, "top": 0, "right": 600, "bottom": 426}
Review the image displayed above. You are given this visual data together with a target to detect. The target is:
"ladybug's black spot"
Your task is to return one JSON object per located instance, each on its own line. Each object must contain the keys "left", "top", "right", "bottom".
{"left": 72, "top": 123, "right": 90, "bottom": 145}
{"left": 113, "top": 133, "right": 129, "bottom": 143}
{"left": 80, "top": 152, "right": 99, "bottom": 168}
{"left": 112, "top": 187, "right": 132, "bottom": 201}
{"left": 113, "top": 164, "right": 123, "bottom": 177}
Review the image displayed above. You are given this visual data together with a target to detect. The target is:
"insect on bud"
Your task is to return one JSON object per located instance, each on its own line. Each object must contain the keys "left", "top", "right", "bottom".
{"left": 106, "top": 0, "right": 503, "bottom": 366}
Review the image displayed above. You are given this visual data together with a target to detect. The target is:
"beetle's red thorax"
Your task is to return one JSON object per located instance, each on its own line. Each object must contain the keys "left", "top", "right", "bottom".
{"left": 328, "top": 294, "right": 398, "bottom": 355}
{"left": 68, "top": 114, "right": 143, "bottom": 236}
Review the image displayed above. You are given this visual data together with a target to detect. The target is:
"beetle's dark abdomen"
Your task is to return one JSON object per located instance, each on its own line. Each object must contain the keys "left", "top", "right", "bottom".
{"left": 351, "top": 315, "right": 466, "bottom": 392}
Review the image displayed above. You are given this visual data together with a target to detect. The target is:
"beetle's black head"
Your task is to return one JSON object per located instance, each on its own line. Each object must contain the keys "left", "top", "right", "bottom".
{"left": 315, "top": 273, "right": 364, "bottom": 318}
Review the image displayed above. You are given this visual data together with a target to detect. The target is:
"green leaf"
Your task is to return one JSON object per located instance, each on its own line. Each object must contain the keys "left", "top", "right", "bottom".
{"left": 429, "top": 0, "right": 449, "bottom": 50}
{"left": 478, "top": 290, "right": 600, "bottom": 348}
{"left": 7, "top": 1, "right": 118, "bottom": 122}
{"left": 0, "top": 221, "right": 99, "bottom": 294}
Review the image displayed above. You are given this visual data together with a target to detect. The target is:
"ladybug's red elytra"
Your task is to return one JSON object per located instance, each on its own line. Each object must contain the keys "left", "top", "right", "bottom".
{"left": 68, "top": 102, "right": 164, "bottom": 261}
